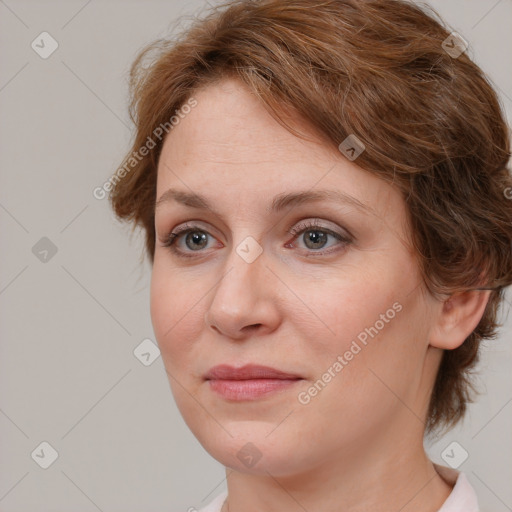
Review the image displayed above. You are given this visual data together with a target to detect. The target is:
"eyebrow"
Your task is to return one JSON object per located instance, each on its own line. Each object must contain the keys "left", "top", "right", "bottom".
{"left": 154, "top": 188, "right": 376, "bottom": 217}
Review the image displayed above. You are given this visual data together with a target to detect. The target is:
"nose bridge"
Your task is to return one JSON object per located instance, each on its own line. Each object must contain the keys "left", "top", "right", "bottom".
{"left": 205, "top": 234, "right": 275, "bottom": 335}
{"left": 214, "top": 234, "right": 265, "bottom": 306}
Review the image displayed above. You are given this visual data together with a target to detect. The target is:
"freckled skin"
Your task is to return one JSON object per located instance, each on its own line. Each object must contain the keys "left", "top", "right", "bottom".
{"left": 150, "top": 78, "right": 453, "bottom": 512}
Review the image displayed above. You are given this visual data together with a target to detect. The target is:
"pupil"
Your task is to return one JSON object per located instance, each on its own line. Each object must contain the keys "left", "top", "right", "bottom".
{"left": 187, "top": 231, "right": 207, "bottom": 250}
{"left": 306, "top": 230, "right": 327, "bottom": 249}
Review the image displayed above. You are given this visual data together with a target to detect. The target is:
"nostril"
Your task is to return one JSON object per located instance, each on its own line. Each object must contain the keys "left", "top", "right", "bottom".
{"left": 244, "top": 324, "right": 262, "bottom": 332}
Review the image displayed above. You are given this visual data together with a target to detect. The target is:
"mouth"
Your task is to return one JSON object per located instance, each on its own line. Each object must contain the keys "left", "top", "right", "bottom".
{"left": 204, "top": 364, "right": 303, "bottom": 401}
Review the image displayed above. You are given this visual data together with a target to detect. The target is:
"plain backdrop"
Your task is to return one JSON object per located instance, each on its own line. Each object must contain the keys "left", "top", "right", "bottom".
{"left": 0, "top": 1, "right": 511, "bottom": 511}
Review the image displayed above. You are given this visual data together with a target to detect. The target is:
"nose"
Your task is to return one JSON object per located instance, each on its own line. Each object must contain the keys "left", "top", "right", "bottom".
{"left": 204, "top": 242, "right": 281, "bottom": 340}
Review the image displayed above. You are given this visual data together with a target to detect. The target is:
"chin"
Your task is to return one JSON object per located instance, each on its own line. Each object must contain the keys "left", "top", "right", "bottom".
{"left": 188, "top": 420, "right": 313, "bottom": 476}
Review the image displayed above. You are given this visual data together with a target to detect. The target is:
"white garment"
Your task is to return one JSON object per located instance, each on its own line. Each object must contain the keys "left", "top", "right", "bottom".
{"left": 435, "top": 464, "right": 479, "bottom": 512}
{"left": 196, "top": 464, "right": 479, "bottom": 512}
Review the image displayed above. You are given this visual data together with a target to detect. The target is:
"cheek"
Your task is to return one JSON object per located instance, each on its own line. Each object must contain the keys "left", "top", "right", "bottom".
{"left": 287, "top": 260, "right": 409, "bottom": 353}
{"left": 289, "top": 253, "right": 425, "bottom": 396}
{"left": 149, "top": 261, "right": 202, "bottom": 361}
{"left": 150, "top": 263, "right": 171, "bottom": 343}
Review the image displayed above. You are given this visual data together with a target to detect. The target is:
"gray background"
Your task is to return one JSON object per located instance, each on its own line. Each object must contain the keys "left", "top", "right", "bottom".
{"left": 0, "top": 0, "right": 511, "bottom": 511}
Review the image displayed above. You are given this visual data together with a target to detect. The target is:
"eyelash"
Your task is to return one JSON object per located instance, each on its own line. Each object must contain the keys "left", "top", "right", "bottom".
{"left": 162, "top": 220, "right": 352, "bottom": 258}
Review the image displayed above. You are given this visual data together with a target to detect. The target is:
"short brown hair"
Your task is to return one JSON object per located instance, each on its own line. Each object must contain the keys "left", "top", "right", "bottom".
{"left": 109, "top": 0, "right": 512, "bottom": 435}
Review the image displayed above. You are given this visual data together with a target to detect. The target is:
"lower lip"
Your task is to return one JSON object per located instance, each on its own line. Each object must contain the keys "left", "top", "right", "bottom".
{"left": 207, "top": 378, "right": 301, "bottom": 400}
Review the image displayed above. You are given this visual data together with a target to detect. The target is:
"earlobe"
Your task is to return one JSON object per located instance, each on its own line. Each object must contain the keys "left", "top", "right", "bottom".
{"left": 429, "top": 289, "right": 491, "bottom": 350}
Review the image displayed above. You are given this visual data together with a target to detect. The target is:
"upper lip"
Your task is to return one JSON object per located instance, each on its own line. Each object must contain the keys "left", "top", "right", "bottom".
{"left": 205, "top": 364, "right": 302, "bottom": 380}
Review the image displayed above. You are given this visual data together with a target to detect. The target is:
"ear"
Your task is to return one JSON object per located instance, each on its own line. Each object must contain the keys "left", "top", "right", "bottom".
{"left": 429, "top": 289, "right": 492, "bottom": 350}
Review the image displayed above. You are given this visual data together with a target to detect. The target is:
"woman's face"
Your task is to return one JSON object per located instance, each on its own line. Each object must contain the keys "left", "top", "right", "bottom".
{"left": 151, "top": 78, "right": 442, "bottom": 476}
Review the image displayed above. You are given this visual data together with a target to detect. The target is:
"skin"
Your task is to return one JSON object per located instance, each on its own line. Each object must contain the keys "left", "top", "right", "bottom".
{"left": 150, "top": 78, "right": 490, "bottom": 512}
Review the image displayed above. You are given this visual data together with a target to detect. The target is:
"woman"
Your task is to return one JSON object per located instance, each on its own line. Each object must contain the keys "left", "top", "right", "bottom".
{"left": 109, "top": 0, "right": 512, "bottom": 510}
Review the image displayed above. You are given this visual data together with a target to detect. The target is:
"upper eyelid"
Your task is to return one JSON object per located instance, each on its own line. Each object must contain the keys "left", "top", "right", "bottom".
{"left": 167, "top": 220, "right": 349, "bottom": 246}
{"left": 156, "top": 202, "right": 360, "bottom": 234}
{"left": 289, "top": 218, "right": 350, "bottom": 235}
{"left": 170, "top": 219, "right": 344, "bottom": 236}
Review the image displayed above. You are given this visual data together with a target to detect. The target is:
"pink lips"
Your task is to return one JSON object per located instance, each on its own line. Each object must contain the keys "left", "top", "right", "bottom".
{"left": 205, "top": 364, "right": 303, "bottom": 401}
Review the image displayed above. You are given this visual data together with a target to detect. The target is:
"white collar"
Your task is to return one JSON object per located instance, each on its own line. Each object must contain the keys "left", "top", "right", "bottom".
{"left": 434, "top": 463, "right": 479, "bottom": 512}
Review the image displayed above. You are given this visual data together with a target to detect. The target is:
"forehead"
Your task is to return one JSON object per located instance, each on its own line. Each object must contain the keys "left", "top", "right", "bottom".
{"left": 159, "top": 78, "right": 330, "bottom": 170}
{"left": 156, "top": 78, "right": 404, "bottom": 226}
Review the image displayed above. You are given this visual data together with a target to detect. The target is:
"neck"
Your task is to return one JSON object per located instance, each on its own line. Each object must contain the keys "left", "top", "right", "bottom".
{"left": 220, "top": 434, "right": 452, "bottom": 512}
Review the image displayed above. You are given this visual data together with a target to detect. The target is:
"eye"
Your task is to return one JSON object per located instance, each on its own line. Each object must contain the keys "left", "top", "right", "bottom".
{"left": 162, "top": 222, "right": 218, "bottom": 258}
{"left": 160, "top": 219, "right": 352, "bottom": 258}
{"left": 286, "top": 219, "right": 352, "bottom": 254}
